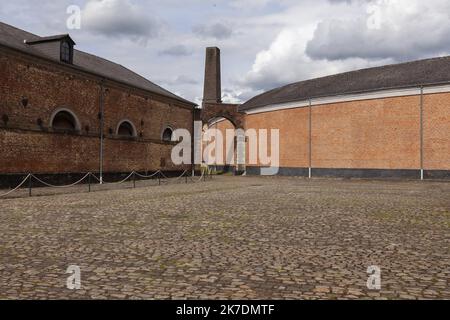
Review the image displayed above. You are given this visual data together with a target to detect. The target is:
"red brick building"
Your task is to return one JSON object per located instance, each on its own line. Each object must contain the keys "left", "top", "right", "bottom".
{"left": 203, "top": 47, "right": 450, "bottom": 179}
{"left": 2, "top": 21, "right": 450, "bottom": 186}
{"left": 0, "top": 22, "right": 196, "bottom": 187}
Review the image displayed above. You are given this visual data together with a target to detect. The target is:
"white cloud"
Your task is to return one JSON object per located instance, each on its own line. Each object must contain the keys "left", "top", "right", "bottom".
{"left": 192, "top": 22, "right": 233, "bottom": 40}
{"left": 306, "top": 0, "right": 450, "bottom": 61}
{"left": 1, "top": 0, "right": 449, "bottom": 105}
{"left": 158, "top": 45, "right": 193, "bottom": 56}
{"left": 238, "top": 28, "right": 391, "bottom": 92}
{"left": 161, "top": 75, "right": 199, "bottom": 85}
{"left": 232, "top": 0, "right": 450, "bottom": 103}
{"left": 83, "top": 0, "right": 166, "bottom": 42}
{"left": 229, "top": 0, "right": 271, "bottom": 9}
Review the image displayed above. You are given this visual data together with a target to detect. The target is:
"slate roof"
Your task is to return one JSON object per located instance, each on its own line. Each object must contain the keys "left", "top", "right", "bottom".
{"left": 240, "top": 56, "right": 450, "bottom": 111}
{"left": 0, "top": 22, "right": 195, "bottom": 106}
{"left": 25, "top": 34, "right": 75, "bottom": 45}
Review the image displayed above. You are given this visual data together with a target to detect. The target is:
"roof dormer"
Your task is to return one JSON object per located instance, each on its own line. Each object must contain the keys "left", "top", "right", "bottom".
{"left": 25, "top": 34, "right": 75, "bottom": 64}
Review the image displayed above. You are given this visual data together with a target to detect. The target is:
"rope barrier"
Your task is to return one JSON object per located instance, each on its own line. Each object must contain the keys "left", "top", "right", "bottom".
{"left": 159, "top": 170, "right": 188, "bottom": 181}
{"left": 0, "top": 174, "right": 31, "bottom": 197}
{"left": 158, "top": 171, "right": 170, "bottom": 179}
{"left": 171, "top": 170, "right": 189, "bottom": 182}
{"left": 90, "top": 173, "right": 101, "bottom": 183}
{"left": 31, "top": 173, "right": 91, "bottom": 188}
{"left": 189, "top": 170, "right": 206, "bottom": 183}
{"left": 0, "top": 168, "right": 214, "bottom": 198}
{"left": 100, "top": 171, "right": 135, "bottom": 185}
{"left": 134, "top": 171, "right": 161, "bottom": 179}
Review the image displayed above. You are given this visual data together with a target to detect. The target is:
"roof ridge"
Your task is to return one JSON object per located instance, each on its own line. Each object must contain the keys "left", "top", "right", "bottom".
{"left": 241, "top": 55, "right": 450, "bottom": 110}
{"left": 0, "top": 20, "right": 195, "bottom": 106}
{"left": 284, "top": 56, "right": 450, "bottom": 90}
{"left": 0, "top": 21, "right": 40, "bottom": 39}
{"left": 74, "top": 49, "right": 184, "bottom": 99}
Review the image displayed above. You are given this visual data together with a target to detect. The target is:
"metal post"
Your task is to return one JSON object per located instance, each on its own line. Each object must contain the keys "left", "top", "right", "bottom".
{"left": 191, "top": 107, "right": 196, "bottom": 180}
{"left": 309, "top": 99, "right": 312, "bottom": 179}
{"left": 88, "top": 173, "right": 91, "bottom": 192}
{"left": 158, "top": 172, "right": 161, "bottom": 186}
{"left": 133, "top": 172, "right": 136, "bottom": 188}
{"left": 420, "top": 87, "right": 424, "bottom": 181}
{"left": 99, "top": 81, "right": 105, "bottom": 185}
{"left": 28, "top": 174, "right": 32, "bottom": 197}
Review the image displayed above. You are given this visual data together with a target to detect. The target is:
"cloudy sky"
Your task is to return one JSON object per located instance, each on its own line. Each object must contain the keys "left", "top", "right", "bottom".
{"left": 1, "top": 0, "right": 450, "bottom": 104}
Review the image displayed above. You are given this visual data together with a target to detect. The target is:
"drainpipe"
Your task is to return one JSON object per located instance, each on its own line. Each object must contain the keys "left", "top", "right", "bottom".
{"left": 308, "top": 99, "right": 312, "bottom": 179}
{"left": 99, "top": 80, "right": 105, "bottom": 184}
{"left": 191, "top": 107, "right": 196, "bottom": 177}
{"left": 420, "top": 86, "right": 424, "bottom": 181}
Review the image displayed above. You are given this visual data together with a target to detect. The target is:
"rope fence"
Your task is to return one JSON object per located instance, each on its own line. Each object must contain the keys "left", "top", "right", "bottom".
{"left": 0, "top": 168, "right": 213, "bottom": 199}
{"left": 31, "top": 173, "right": 92, "bottom": 188}
{"left": 0, "top": 174, "right": 32, "bottom": 198}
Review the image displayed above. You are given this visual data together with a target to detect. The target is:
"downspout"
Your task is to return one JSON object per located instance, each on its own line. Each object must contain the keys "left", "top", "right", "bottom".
{"left": 191, "top": 107, "right": 196, "bottom": 176}
{"left": 420, "top": 86, "right": 424, "bottom": 181}
{"left": 309, "top": 99, "right": 312, "bottom": 179}
{"left": 99, "top": 79, "right": 105, "bottom": 184}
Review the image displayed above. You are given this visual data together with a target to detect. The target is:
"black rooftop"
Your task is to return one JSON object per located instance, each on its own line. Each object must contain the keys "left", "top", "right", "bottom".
{"left": 0, "top": 22, "right": 195, "bottom": 106}
{"left": 240, "top": 56, "right": 450, "bottom": 111}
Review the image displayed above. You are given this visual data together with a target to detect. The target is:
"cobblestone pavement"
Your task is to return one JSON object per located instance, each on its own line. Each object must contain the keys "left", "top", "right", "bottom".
{"left": 0, "top": 176, "right": 449, "bottom": 300}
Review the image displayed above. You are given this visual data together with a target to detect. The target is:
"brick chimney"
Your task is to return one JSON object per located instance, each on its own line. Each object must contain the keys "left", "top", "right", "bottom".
{"left": 203, "top": 47, "right": 222, "bottom": 104}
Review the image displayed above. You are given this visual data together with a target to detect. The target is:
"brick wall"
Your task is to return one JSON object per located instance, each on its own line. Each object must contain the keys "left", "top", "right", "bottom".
{"left": 423, "top": 93, "right": 450, "bottom": 170}
{"left": 208, "top": 118, "right": 236, "bottom": 166}
{"left": 0, "top": 130, "right": 99, "bottom": 173}
{"left": 244, "top": 107, "right": 310, "bottom": 168}
{"left": 244, "top": 93, "right": 450, "bottom": 173}
{"left": 311, "top": 96, "right": 421, "bottom": 170}
{"left": 0, "top": 46, "right": 193, "bottom": 176}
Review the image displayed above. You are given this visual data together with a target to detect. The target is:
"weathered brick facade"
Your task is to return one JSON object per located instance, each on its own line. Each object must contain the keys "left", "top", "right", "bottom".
{"left": 243, "top": 92, "right": 450, "bottom": 178}
{"left": 0, "top": 45, "right": 194, "bottom": 180}
{"left": 202, "top": 48, "right": 450, "bottom": 179}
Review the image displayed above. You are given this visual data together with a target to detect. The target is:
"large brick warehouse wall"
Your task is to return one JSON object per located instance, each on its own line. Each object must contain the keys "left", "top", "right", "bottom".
{"left": 200, "top": 47, "right": 450, "bottom": 179}
{"left": 243, "top": 91, "right": 450, "bottom": 179}
{"left": 0, "top": 45, "right": 194, "bottom": 187}
{"left": 3, "top": 35, "right": 450, "bottom": 184}
{"left": 207, "top": 89, "right": 450, "bottom": 179}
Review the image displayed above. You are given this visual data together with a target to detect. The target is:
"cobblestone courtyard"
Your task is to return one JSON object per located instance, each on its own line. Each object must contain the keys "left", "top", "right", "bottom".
{"left": 0, "top": 176, "right": 448, "bottom": 300}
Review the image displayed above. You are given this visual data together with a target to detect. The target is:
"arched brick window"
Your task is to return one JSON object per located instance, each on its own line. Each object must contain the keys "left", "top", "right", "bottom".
{"left": 116, "top": 120, "right": 137, "bottom": 137}
{"left": 50, "top": 108, "right": 80, "bottom": 132}
{"left": 162, "top": 127, "right": 174, "bottom": 142}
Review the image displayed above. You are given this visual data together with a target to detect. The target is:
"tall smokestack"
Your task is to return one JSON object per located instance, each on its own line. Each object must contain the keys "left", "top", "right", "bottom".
{"left": 203, "top": 47, "right": 222, "bottom": 104}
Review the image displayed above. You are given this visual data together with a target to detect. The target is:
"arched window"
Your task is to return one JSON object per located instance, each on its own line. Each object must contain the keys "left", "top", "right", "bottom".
{"left": 51, "top": 109, "right": 79, "bottom": 132}
{"left": 162, "top": 127, "right": 174, "bottom": 142}
{"left": 116, "top": 120, "right": 136, "bottom": 137}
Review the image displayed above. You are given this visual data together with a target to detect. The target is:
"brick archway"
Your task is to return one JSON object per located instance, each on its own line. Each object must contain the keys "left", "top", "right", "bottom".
{"left": 200, "top": 102, "right": 244, "bottom": 128}
{"left": 199, "top": 102, "right": 246, "bottom": 175}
